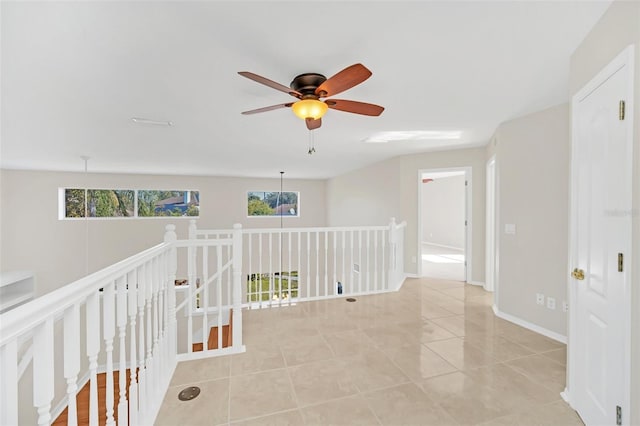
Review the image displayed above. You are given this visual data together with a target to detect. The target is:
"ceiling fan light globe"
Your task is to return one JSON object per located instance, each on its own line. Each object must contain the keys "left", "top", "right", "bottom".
{"left": 292, "top": 99, "right": 328, "bottom": 120}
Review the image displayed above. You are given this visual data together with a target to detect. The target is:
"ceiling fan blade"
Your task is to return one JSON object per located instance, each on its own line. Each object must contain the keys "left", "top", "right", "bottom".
{"left": 326, "top": 99, "right": 384, "bottom": 116}
{"left": 315, "top": 63, "right": 372, "bottom": 98}
{"left": 238, "top": 71, "right": 302, "bottom": 98}
{"left": 306, "top": 118, "right": 322, "bottom": 130}
{"left": 241, "top": 103, "right": 293, "bottom": 115}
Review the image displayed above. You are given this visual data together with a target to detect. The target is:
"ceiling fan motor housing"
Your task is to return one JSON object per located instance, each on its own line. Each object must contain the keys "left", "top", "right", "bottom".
{"left": 290, "top": 73, "right": 327, "bottom": 98}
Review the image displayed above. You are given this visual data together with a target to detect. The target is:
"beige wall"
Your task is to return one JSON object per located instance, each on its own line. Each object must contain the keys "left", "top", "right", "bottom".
{"left": 0, "top": 170, "right": 326, "bottom": 296}
{"left": 568, "top": 1, "right": 640, "bottom": 423}
{"left": 327, "top": 148, "right": 486, "bottom": 282}
{"left": 422, "top": 174, "right": 466, "bottom": 249}
{"left": 490, "top": 103, "right": 570, "bottom": 336}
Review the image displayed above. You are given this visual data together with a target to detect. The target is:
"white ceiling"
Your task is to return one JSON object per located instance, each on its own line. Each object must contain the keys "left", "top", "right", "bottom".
{"left": 0, "top": 1, "right": 611, "bottom": 179}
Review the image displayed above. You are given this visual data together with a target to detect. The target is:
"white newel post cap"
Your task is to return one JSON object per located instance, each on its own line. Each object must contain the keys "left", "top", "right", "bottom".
{"left": 164, "top": 224, "right": 177, "bottom": 243}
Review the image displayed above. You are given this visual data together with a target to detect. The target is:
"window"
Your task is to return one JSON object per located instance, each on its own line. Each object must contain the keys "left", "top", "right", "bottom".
{"left": 61, "top": 189, "right": 199, "bottom": 219}
{"left": 247, "top": 191, "right": 298, "bottom": 217}
{"left": 138, "top": 190, "right": 199, "bottom": 217}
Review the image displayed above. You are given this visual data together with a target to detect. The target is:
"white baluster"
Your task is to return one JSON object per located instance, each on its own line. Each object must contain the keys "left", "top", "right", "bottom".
{"left": 277, "top": 231, "right": 282, "bottom": 307}
{"left": 0, "top": 339, "right": 18, "bottom": 425}
{"left": 63, "top": 304, "right": 80, "bottom": 426}
{"left": 306, "top": 231, "right": 311, "bottom": 298}
{"left": 365, "top": 229, "right": 371, "bottom": 294}
{"left": 324, "top": 231, "right": 328, "bottom": 298}
{"left": 216, "top": 244, "right": 223, "bottom": 349}
{"left": 116, "top": 276, "right": 128, "bottom": 425}
{"left": 358, "top": 230, "right": 363, "bottom": 294}
{"left": 382, "top": 227, "right": 387, "bottom": 290}
{"left": 297, "top": 232, "right": 301, "bottom": 299}
{"left": 288, "top": 231, "right": 292, "bottom": 303}
{"left": 164, "top": 225, "right": 178, "bottom": 367}
{"left": 315, "top": 231, "right": 320, "bottom": 298}
{"left": 232, "top": 223, "right": 243, "bottom": 349}
{"left": 203, "top": 245, "right": 209, "bottom": 351}
{"left": 151, "top": 257, "right": 160, "bottom": 400}
{"left": 145, "top": 261, "right": 154, "bottom": 412}
{"left": 332, "top": 231, "right": 337, "bottom": 296}
{"left": 248, "top": 234, "right": 253, "bottom": 305}
{"left": 341, "top": 231, "right": 346, "bottom": 294}
{"left": 137, "top": 265, "right": 147, "bottom": 422}
{"left": 86, "top": 292, "right": 100, "bottom": 426}
{"left": 34, "top": 318, "right": 54, "bottom": 425}
{"left": 350, "top": 230, "right": 354, "bottom": 293}
{"left": 268, "top": 232, "right": 273, "bottom": 303}
{"left": 388, "top": 217, "right": 397, "bottom": 290}
{"left": 128, "top": 269, "right": 139, "bottom": 426}
{"left": 103, "top": 281, "right": 116, "bottom": 426}
{"left": 258, "top": 233, "right": 263, "bottom": 308}
{"left": 374, "top": 231, "right": 379, "bottom": 291}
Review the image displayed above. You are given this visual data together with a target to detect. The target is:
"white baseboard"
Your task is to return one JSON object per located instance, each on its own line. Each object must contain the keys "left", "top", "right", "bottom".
{"left": 492, "top": 304, "right": 567, "bottom": 344}
{"left": 404, "top": 273, "right": 419, "bottom": 279}
{"left": 467, "top": 280, "right": 485, "bottom": 287}
{"left": 422, "top": 241, "right": 464, "bottom": 251}
{"left": 560, "top": 388, "right": 570, "bottom": 404}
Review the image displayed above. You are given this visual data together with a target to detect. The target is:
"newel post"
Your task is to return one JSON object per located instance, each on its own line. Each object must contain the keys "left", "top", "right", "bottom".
{"left": 232, "top": 223, "right": 243, "bottom": 349}
{"left": 388, "top": 217, "right": 397, "bottom": 289}
{"left": 164, "top": 224, "right": 178, "bottom": 359}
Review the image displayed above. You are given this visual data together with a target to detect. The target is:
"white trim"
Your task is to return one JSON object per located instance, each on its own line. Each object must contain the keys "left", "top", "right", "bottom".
{"left": 417, "top": 166, "right": 472, "bottom": 282}
{"left": 404, "top": 273, "right": 419, "bottom": 279}
{"left": 492, "top": 304, "right": 567, "bottom": 344}
{"left": 561, "top": 389, "right": 571, "bottom": 404}
{"left": 467, "top": 280, "right": 485, "bottom": 287}
{"left": 485, "top": 155, "right": 496, "bottom": 293}
{"left": 568, "top": 44, "right": 634, "bottom": 423}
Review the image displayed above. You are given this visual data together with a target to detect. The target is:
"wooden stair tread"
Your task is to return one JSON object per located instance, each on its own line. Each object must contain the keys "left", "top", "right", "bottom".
{"left": 192, "top": 311, "right": 233, "bottom": 352}
{"left": 52, "top": 369, "right": 135, "bottom": 426}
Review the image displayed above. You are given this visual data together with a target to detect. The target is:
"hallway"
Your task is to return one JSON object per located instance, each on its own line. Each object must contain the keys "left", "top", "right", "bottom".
{"left": 156, "top": 277, "right": 580, "bottom": 425}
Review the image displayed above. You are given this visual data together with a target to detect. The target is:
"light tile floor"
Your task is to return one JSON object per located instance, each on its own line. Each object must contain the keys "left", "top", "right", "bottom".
{"left": 156, "top": 278, "right": 583, "bottom": 426}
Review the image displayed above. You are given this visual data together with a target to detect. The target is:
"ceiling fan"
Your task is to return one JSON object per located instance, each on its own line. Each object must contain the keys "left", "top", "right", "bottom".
{"left": 238, "top": 63, "right": 384, "bottom": 130}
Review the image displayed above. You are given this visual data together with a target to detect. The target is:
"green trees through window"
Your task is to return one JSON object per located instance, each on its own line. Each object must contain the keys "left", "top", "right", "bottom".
{"left": 62, "top": 189, "right": 199, "bottom": 218}
{"left": 247, "top": 191, "right": 298, "bottom": 217}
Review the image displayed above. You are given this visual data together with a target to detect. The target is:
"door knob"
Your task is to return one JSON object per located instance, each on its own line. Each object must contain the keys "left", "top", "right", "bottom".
{"left": 571, "top": 268, "right": 585, "bottom": 280}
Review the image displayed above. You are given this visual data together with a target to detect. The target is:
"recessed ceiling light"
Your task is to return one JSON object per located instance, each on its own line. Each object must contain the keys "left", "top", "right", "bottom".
{"left": 364, "top": 130, "right": 462, "bottom": 143}
{"left": 131, "top": 117, "right": 173, "bottom": 126}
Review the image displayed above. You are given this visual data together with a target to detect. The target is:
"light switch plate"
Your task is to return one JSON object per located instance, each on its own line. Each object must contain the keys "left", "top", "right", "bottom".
{"left": 505, "top": 224, "right": 516, "bottom": 234}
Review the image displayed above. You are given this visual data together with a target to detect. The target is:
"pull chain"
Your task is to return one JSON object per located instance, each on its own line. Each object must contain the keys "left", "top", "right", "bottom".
{"left": 308, "top": 130, "right": 316, "bottom": 155}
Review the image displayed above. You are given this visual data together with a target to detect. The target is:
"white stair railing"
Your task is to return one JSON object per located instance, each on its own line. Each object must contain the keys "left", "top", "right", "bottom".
{"left": 0, "top": 219, "right": 404, "bottom": 425}
{"left": 0, "top": 223, "right": 246, "bottom": 425}
{"left": 189, "top": 218, "right": 407, "bottom": 308}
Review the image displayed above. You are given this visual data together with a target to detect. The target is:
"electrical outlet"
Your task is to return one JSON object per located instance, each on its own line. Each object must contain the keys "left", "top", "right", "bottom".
{"left": 547, "top": 297, "right": 556, "bottom": 310}
{"left": 563, "top": 301, "right": 569, "bottom": 312}
{"left": 536, "top": 293, "right": 545, "bottom": 305}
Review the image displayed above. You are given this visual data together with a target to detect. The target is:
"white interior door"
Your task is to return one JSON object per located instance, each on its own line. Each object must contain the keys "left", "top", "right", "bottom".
{"left": 569, "top": 47, "right": 633, "bottom": 425}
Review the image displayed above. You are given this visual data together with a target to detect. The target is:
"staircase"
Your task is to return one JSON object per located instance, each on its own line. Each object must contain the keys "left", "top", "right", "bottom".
{"left": 52, "top": 370, "right": 133, "bottom": 425}
{"left": 193, "top": 311, "right": 233, "bottom": 352}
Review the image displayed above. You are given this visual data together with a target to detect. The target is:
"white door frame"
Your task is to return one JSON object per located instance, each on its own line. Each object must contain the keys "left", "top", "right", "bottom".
{"left": 485, "top": 156, "right": 496, "bottom": 293}
{"left": 417, "top": 167, "right": 473, "bottom": 283}
{"left": 565, "top": 45, "right": 634, "bottom": 422}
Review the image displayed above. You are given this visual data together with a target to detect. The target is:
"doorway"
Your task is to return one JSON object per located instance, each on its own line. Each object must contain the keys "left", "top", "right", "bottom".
{"left": 567, "top": 46, "right": 633, "bottom": 425}
{"left": 417, "top": 167, "right": 472, "bottom": 282}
